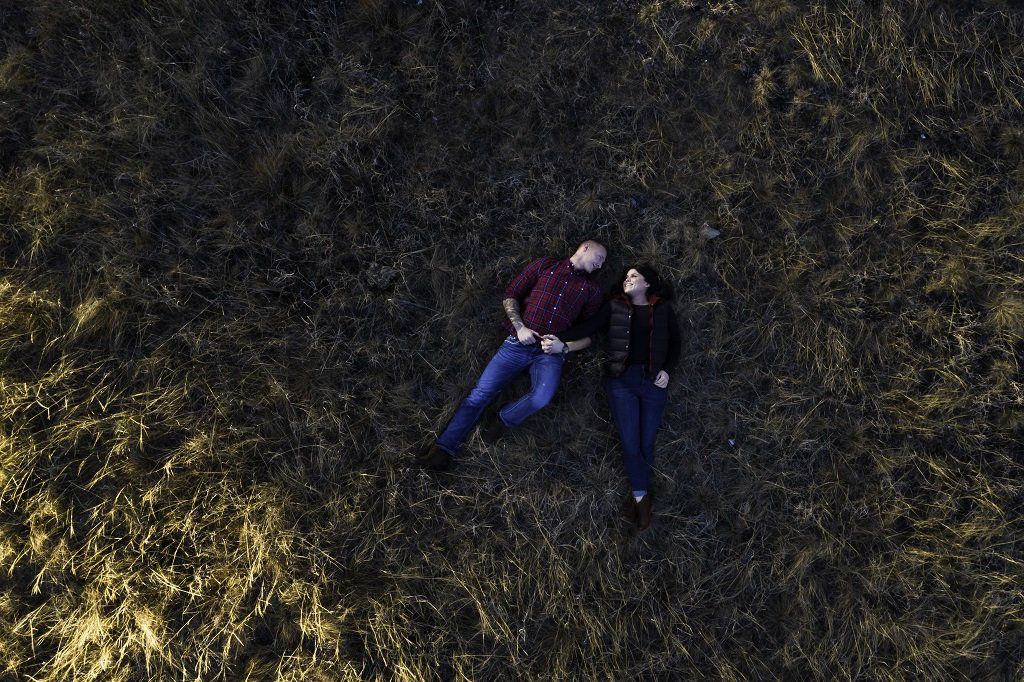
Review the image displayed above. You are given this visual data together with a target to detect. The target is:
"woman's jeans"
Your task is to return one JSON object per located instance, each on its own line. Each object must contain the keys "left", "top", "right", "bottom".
{"left": 605, "top": 364, "right": 668, "bottom": 491}
{"left": 436, "top": 335, "right": 566, "bottom": 455}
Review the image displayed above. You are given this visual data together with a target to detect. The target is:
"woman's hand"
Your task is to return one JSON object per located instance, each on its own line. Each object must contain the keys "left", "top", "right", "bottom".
{"left": 540, "top": 335, "right": 565, "bottom": 355}
{"left": 654, "top": 370, "right": 669, "bottom": 388}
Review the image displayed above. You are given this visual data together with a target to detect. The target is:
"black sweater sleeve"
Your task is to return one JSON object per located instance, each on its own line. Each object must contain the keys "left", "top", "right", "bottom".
{"left": 663, "top": 306, "right": 682, "bottom": 374}
{"left": 557, "top": 300, "right": 611, "bottom": 342}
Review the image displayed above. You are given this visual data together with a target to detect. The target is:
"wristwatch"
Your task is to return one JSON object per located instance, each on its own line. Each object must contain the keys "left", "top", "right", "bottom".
{"left": 560, "top": 343, "right": 569, "bottom": 356}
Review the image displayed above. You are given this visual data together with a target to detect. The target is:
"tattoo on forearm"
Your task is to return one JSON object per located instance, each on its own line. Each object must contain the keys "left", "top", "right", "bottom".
{"left": 503, "top": 298, "right": 525, "bottom": 330}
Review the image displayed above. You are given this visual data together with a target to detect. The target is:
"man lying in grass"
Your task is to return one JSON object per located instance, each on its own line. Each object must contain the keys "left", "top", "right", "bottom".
{"left": 414, "top": 240, "right": 607, "bottom": 471}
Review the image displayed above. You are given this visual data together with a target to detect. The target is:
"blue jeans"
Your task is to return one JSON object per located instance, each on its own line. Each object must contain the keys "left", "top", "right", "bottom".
{"left": 436, "top": 335, "right": 566, "bottom": 455}
{"left": 605, "top": 364, "right": 668, "bottom": 491}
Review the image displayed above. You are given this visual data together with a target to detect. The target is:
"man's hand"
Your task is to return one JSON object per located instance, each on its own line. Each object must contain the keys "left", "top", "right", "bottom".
{"left": 654, "top": 370, "right": 669, "bottom": 388}
{"left": 540, "top": 334, "right": 565, "bottom": 354}
{"left": 517, "top": 327, "right": 541, "bottom": 344}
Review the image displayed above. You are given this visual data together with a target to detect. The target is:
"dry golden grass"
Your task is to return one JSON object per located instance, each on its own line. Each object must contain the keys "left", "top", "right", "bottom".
{"left": 0, "top": 0, "right": 1022, "bottom": 679}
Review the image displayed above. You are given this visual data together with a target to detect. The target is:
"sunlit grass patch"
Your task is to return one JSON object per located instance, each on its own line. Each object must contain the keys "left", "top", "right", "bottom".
{"left": 0, "top": 0, "right": 1021, "bottom": 679}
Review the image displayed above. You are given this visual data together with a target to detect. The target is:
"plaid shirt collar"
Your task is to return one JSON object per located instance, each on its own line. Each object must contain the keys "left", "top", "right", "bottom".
{"left": 565, "top": 258, "right": 591, "bottom": 277}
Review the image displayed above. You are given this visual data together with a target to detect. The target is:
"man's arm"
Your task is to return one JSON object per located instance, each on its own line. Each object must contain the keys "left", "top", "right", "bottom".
{"left": 503, "top": 298, "right": 541, "bottom": 343}
{"left": 578, "top": 287, "right": 606, "bottom": 351}
{"left": 556, "top": 300, "right": 610, "bottom": 342}
{"left": 502, "top": 258, "right": 548, "bottom": 343}
{"left": 503, "top": 298, "right": 526, "bottom": 331}
{"left": 503, "top": 257, "right": 548, "bottom": 302}
{"left": 578, "top": 285, "right": 604, "bottom": 322}
{"left": 540, "top": 299, "right": 609, "bottom": 355}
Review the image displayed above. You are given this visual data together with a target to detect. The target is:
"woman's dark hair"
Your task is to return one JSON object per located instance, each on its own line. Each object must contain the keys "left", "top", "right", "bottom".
{"left": 609, "top": 263, "right": 674, "bottom": 301}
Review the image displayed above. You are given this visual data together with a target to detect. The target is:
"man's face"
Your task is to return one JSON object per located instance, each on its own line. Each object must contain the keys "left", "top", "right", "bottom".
{"left": 579, "top": 245, "right": 606, "bottom": 273}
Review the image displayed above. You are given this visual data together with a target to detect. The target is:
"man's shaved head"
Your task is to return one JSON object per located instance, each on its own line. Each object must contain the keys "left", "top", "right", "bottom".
{"left": 571, "top": 239, "right": 607, "bottom": 273}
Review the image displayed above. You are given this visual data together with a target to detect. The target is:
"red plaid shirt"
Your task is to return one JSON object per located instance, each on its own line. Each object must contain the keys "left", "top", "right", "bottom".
{"left": 501, "top": 257, "right": 604, "bottom": 336}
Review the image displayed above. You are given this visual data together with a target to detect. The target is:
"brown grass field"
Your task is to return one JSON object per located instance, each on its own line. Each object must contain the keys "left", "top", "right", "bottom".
{"left": 1, "top": 0, "right": 1022, "bottom": 679}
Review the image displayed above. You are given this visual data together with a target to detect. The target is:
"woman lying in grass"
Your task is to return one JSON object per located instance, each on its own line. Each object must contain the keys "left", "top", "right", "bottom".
{"left": 541, "top": 265, "right": 680, "bottom": 531}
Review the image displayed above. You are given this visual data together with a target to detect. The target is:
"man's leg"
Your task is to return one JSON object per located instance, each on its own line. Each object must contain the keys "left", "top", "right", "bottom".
{"left": 497, "top": 350, "right": 565, "bottom": 427}
{"left": 435, "top": 338, "right": 530, "bottom": 455}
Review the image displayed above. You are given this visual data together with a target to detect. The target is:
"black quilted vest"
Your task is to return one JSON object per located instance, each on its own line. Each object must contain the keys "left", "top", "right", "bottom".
{"left": 605, "top": 295, "right": 672, "bottom": 378}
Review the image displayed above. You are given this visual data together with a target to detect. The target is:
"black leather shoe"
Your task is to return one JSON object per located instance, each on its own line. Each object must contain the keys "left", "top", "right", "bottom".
{"left": 635, "top": 495, "right": 653, "bottom": 531}
{"left": 481, "top": 417, "right": 508, "bottom": 444}
{"left": 413, "top": 445, "right": 451, "bottom": 471}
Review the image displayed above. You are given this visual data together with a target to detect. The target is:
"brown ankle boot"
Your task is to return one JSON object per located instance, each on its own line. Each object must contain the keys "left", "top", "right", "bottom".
{"left": 635, "top": 494, "right": 652, "bottom": 531}
{"left": 624, "top": 495, "right": 638, "bottom": 525}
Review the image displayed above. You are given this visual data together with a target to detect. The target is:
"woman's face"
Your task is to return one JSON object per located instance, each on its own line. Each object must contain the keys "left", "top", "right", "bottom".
{"left": 623, "top": 269, "right": 649, "bottom": 295}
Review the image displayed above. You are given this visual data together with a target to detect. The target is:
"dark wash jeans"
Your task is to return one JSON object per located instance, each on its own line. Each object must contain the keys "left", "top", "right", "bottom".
{"left": 605, "top": 364, "right": 668, "bottom": 491}
{"left": 436, "top": 335, "right": 566, "bottom": 455}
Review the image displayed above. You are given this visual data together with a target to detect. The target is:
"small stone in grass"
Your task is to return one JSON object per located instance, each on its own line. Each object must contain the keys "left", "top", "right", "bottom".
{"left": 700, "top": 222, "right": 721, "bottom": 240}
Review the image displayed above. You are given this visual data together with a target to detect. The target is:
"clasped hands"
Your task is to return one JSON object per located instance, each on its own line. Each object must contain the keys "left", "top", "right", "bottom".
{"left": 515, "top": 328, "right": 564, "bottom": 354}
{"left": 539, "top": 334, "right": 565, "bottom": 355}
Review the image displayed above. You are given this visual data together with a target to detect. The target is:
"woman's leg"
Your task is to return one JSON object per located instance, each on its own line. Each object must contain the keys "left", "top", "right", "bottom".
{"left": 636, "top": 378, "right": 669, "bottom": 492}
{"left": 605, "top": 369, "right": 645, "bottom": 492}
